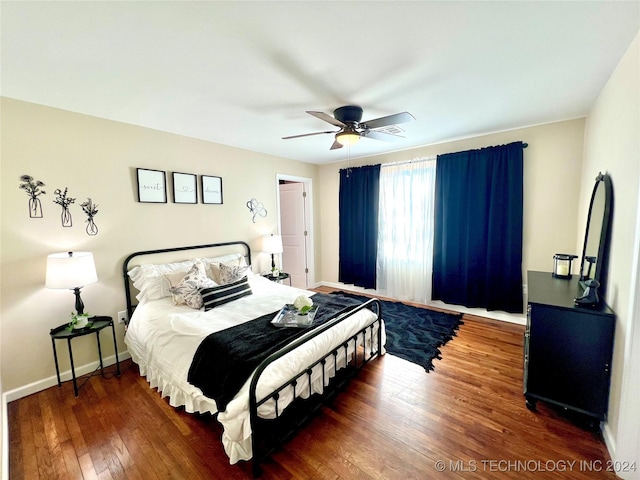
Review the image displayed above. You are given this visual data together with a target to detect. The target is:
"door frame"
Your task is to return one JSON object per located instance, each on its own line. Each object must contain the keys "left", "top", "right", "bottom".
{"left": 276, "top": 174, "right": 315, "bottom": 288}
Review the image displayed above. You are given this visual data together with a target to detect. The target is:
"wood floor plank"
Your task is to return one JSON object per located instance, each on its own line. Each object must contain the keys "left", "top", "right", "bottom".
{"left": 9, "top": 289, "right": 617, "bottom": 479}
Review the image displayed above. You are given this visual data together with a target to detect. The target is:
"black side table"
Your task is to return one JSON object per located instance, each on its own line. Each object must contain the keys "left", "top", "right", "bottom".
{"left": 50, "top": 315, "right": 121, "bottom": 397}
{"left": 262, "top": 272, "right": 291, "bottom": 285}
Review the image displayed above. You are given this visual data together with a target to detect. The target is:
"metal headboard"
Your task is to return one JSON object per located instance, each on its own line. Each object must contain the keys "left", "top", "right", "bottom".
{"left": 122, "top": 241, "right": 251, "bottom": 318}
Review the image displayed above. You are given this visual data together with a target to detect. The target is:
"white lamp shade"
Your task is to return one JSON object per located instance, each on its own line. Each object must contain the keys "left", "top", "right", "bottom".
{"left": 262, "top": 234, "right": 283, "bottom": 254}
{"left": 46, "top": 252, "right": 98, "bottom": 289}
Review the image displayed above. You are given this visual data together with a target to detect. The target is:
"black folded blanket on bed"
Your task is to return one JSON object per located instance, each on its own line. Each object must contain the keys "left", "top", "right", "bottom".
{"left": 187, "top": 293, "right": 363, "bottom": 411}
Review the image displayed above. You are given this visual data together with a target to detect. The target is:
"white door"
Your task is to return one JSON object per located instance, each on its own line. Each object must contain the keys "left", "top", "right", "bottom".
{"left": 279, "top": 182, "right": 308, "bottom": 288}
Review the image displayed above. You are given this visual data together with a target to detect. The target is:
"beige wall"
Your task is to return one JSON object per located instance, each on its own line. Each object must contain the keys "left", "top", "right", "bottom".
{"left": 0, "top": 98, "right": 320, "bottom": 393}
{"left": 580, "top": 33, "right": 639, "bottom": 471}
{"left": 318, "top": 118, "right": 586, "bottom": 289}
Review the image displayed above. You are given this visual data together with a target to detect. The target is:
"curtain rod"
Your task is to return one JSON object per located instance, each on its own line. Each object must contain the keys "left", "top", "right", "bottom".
{"left": 383, "top": 142, "right": 528, "bottom": 168}
{"left": 382, "top": 155, "right": 436, "bottom": 168}
{"left": 342, "top": 142, "right": 528, "bottom": 172}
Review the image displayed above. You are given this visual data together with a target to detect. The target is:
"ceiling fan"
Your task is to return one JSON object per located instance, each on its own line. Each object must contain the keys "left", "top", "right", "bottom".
{"left": 282, "top": 105, "right": 415, "bottom": 150}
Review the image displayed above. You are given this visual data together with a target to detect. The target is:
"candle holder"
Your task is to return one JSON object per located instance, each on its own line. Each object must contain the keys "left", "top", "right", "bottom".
{"left": 552, "top": 253, "right": 578, "bottom": 279}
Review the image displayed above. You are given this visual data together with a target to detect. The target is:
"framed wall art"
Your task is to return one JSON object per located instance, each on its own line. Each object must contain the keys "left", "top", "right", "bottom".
{"left": 137, "top": 168, "right": 167, "bottom": 203}
{"left": 201, "top": 175, "right": 223, "bottom": 204}
{"left": 172, "top": 172, "right": 197, "bottom": 204}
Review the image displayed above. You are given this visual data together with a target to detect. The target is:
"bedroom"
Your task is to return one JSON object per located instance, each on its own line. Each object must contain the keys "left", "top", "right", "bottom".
{"left": 1, "top": 1, "right": 639, "bottom": 478}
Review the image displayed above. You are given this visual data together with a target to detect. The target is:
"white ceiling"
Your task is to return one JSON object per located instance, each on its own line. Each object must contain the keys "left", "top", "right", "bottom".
{"left": 2, "top": 1, "right": 639, "bottom": 165}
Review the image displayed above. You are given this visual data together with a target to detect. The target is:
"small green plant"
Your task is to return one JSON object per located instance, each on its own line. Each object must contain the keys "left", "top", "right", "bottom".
{"left": 67, "top": 312, "right": 92, "bottom": 331}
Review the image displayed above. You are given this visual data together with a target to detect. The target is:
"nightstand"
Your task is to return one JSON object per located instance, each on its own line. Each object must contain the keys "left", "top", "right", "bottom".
{"left": 262, "top": 272, "right": 292, "bottom": 285}
{"left": 50, "top": 315, "right": 121, "bottom": 397}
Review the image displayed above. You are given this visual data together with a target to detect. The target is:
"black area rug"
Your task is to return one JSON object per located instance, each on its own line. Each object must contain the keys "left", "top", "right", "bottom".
{"left": 330, "top": 291, "right": 464, "bottom": 372}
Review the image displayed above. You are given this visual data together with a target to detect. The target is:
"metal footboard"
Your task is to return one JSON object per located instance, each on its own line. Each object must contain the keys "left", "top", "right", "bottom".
{"left": 248, "top": 298, "right": 383, "bottom": 477}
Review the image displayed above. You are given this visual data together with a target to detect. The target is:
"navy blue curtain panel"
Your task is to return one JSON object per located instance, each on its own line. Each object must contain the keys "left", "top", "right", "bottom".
{"left": 433, "top": 142, "right": 524, "bottom": 313}
{"left": 339, "top": 164, "right": 381, "bottom": 289}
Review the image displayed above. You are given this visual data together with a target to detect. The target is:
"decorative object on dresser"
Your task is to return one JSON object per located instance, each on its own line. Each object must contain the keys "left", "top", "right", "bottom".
{"left": 574, "top": 279, "right": 601, "bottom": 307}
{"left": 46, "top": 251, "right": 98, "bottom": 316}
{"left": 262, "top": 233, "right": 283, "bottom": 277}
{"left": 524, "top": 271, "right": 615, "bottom": 427}
{"left": 136, "top": 168, "right": 167, "bottom": 203}
{"left": 578, "top": 172, "right": 613, "bottom": 296}
{"left": 552, "top": 253, "right": 578, "bottom": 279}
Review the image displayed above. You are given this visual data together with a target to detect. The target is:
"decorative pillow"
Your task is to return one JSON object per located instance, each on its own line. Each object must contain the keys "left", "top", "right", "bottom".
{"left": 218, "top": 261, "right": 250, "bottom": 285}
{"left": 201, "top": 253, "right": 247, "bottom": 283}
{"left": 168, "top": 261, "right": 217, "bottom": 309}
{"left": 201, "top": 276, "right": 253, "bottom": 311}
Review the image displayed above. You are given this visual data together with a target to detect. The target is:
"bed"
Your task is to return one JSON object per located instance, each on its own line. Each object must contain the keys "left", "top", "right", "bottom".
{"left": 122, "top": 241, "right": 385, "bottom": 476}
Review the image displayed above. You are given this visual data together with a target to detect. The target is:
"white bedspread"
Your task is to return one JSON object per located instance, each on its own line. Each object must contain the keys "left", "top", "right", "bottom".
{"left": 124, "top": 275, "right": 385, "bottom": 464}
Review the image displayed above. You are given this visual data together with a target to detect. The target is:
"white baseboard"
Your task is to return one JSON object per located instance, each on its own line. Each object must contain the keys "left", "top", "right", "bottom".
{"left": 3, "top": 351, "right": 130, "bottom": 404}
{"left": 317, "top": 281, "right": 527, "bottom": 325}
{"left": 602, "top": 420, "right": 617, "bottom": 466}
{"left": 2, "top": 390, "right": 7, "bottom": 480}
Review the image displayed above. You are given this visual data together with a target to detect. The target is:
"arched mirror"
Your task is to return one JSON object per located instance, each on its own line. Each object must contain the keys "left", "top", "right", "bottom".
{"left": 579, "top": 173, "right": 613, "bottom": 295}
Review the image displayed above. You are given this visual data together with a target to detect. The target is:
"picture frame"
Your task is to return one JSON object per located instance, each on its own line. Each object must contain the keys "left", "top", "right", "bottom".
{"left": 136, "top": 168, "right": 167, "bottom": 203}
{"left": 201, "top": 175, "right": 223, "bottom": 204}
{"left": 172, "top": 172, "right": 197, "bottom": 204}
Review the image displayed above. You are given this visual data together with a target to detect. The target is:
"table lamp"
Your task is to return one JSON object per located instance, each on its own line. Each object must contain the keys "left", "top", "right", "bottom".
{"left": 46, "top": 251, "right": 98, "bottom": 314}
{"left": 262, "top": 234, "right": 283, "bottom": 276}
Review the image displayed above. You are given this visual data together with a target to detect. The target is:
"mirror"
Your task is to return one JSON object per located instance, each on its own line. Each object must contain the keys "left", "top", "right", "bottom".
{"left": 579, "top": 173, "right": 613, "bottom": 296}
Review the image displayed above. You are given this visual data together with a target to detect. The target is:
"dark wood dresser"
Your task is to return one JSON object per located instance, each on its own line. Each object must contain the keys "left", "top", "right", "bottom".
{"left": 524, "top": 271, "right": 616, "bottom": 423}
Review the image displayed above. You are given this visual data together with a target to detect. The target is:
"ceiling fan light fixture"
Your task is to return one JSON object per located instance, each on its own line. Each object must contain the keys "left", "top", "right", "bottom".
{"left": 336, "top": 131, "right": 360, "bottom": 146}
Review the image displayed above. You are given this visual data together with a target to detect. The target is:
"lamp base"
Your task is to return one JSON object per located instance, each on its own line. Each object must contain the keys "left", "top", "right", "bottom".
{"left": 73, "top": 287, "right": 85, "bottom": 315}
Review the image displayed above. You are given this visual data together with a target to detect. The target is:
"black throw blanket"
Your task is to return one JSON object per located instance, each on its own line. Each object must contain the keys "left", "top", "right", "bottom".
{"left": 187, "top": 293, "right": 362, "bottom": 411}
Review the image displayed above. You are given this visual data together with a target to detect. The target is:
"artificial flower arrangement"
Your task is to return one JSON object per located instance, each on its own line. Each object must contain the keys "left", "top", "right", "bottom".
{"left": 293, "top": 295, "right": 314, "bottom": 314}
{"left": 67, "top": 312, "right": 93, "bottom": 331}
{"left": 272, "top": 296, "right": 317, "bottom": 328}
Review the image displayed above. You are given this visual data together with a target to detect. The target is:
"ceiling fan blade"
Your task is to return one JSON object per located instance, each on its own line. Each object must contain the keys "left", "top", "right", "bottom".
{"left": 282, "top": 130, "right": 335, "bottom": 140}
{"left": 307, "top": 111, "right": 346, "bottom": 127}
{"left": 330, "top": 140, "right": 343, "bottom": 150}
{"left": 362, "top": 130, "right": 404, "bottom": 142}
{"left": 361, "top": 112, "right": 415, "bottom": 129}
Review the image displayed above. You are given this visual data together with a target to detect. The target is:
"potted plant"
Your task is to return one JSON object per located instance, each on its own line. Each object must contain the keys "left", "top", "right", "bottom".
{"left": 67, "top": 312, "right": 92, "bottom": 331}
{"left": 292, "top": 296, "right": 317, "bottom": 325}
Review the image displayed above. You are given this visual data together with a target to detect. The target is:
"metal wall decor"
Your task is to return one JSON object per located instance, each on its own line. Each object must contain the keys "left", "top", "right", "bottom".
{"left": 81, "top": 198, "right": 99, "bottom": 236}
{"left": 53, "top": 187, "right": 75, "bottom": 227}
{"left": 19, "top": 175, "right": 46, "bottom": 218}
{"left": 201, "top": 175, "right": 223, "bottom": 204}
{"left": 172, "top": 172, "right": 197, "bottom": 204}
{"left": 246, "top": 198, "right": 267, "bottom": 223}
{"left": 137, "top": 168, "right": 167, "bottom": 203}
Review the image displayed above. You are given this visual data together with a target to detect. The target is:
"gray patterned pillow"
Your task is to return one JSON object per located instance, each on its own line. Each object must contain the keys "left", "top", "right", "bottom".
{"left": 169, "top": 261, "right": 217, "bottom": 309}
{"left": 218, "top": 261, "right": 250, "bottom": 285}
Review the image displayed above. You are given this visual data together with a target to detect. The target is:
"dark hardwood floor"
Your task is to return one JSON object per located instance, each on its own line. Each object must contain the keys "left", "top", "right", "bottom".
{"left": 9, "top": 290, "right": 616, "bottom": 479}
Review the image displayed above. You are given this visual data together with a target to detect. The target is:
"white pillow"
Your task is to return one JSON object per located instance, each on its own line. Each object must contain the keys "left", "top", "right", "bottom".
{"left": 127, "top": 258, "right": 196, "bottom": 302}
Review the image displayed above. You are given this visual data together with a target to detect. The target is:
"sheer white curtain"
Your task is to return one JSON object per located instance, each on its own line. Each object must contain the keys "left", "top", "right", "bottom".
{"left": 376, "top": 157, "right": 437, "bottom": 304}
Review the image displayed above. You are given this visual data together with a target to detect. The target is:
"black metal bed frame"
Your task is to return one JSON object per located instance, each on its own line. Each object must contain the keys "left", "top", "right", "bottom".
{"left": 122, "top": 241, "right": 383, "bottom": 477}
